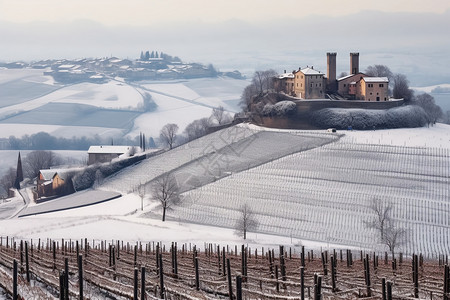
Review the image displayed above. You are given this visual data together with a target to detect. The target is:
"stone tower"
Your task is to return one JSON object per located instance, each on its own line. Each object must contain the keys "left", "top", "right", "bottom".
{"left": 350, "top": 52, "right": 359, "bottom": 74}
{"left": 327, "top": 52, "right": 337, "bottom": 92}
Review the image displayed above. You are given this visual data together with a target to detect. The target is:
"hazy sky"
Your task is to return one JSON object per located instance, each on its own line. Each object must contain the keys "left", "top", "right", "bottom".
{"left": 1, "top": 0, "right": 450, "bottom": 25}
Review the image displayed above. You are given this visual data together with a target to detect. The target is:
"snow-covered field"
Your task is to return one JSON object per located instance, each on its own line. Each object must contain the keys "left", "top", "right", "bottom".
{"left": 1, "top": 124, "right": 449, "bottom": 257}
{"left": 0, "top": 68, "right": 246, "bottom": 139}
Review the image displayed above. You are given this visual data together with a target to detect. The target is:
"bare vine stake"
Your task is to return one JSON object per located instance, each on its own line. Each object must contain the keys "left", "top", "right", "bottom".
{"left": 133, "top": 267, "right": 138, "bottom": 300}
{"left": 321, "top": 252, "right": 328, "bottom": 276}
{"left": 275, "top": 265, "right": 280, "bottom": 292}
{"left": 59, "top": 271, "right": 65, "bottom": 300}
{"left": 25, "top": 241, "right": 30, "bottom": 283}
{"left": 227, "top": 258, "right": 233, "bottom": 300}
{"left": 414, "top": 254, "right": 419, "bottom": 298}
{"left": 387, "top": 280, "right": 393, "bottom": 300}
{"left": 236, "top": 275, "right": 242, "bottom": 300}
{"left": 364, "top": 254, "right": 371, "bottom": 297}
{"left": 141, "top": 266, "right": 146, "bottom": 300}
{"left": 301, "top": 246, "right": 305, "bottom": 267}
{"left": 159, "top": 253, "right": 164, "bottom": 299}
{"left": 382, "top": 277, "right": 387, "bottom": 300}
{"left": 20, "top": 240, "right": 23, "bottom": 273}
{"left": 331, "top": 255, "right": 336, "bottom": 292}
{"left": 222, "top": 247, "right": 226, "bottom": 276}
{"left": 78, "top": 254, "right": 83, "bottom": 300}
{"left": 13, "top": 259, "right": 17, "bottom": 300}
{"left": 64, "top": 258, "right": 69, "bottom": 300}
{"left": 443, "top": 264, "right": 449, "bottom": 300}
{"left": 195, "top": 257, "right": 200, "bottom": 290}
{"left": 300, "top": 266, "right": 305, "bottom": 300}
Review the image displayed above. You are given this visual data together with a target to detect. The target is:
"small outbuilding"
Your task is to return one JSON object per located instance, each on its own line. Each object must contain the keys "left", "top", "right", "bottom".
{"left": 87, "top": 145, "right": 134, "bottom": 165}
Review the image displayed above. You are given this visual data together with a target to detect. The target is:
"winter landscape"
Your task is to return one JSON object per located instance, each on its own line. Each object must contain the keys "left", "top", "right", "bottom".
{"left": 1, "top": 0, "right": 450, "bottom": 299}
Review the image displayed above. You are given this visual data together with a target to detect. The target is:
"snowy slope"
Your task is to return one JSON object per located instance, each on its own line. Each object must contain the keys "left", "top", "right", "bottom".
{"left": 0, "top": 68, "right": 246, "bottom": 139}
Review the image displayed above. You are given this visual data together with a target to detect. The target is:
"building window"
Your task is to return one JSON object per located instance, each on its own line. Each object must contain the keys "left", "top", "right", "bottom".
{"left": 368, "top": 83, "right": 373, "bottom": 88}
{"left": 379, "top": 84, "right": 384, "bottom": 87}
{"left": 344, "top": 84, "right": 347, "bottom": 87}
{"left": 296, "top": 83, "right": 298, "bottom": 87}
{"left": 311, "top": 83, "right": 313, "bottom": 87}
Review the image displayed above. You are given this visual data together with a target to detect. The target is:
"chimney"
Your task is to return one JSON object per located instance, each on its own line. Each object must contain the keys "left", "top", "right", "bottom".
{"left": 350, "top": 52, "right": 359, "bottom": 75}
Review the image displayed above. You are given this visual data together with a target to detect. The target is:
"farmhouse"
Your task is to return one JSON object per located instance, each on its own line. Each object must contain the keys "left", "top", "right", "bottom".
{"left": 36, "top": 169, "right": 74, "bottom": 199}
{"left": 87, "top": 145, "right": 133, "bottom": 165}
{"left": 277, "top": 52, "right": 390, "bottom": 101}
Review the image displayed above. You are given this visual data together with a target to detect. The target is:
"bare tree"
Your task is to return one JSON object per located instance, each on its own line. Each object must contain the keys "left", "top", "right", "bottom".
{"left": 252, "top": 70, "right": 278, "bottom": 95}
{"left": 24, "top": 150, "right": 61, "bottom": 179}
{"left": 393, "top": 73, "right": 414, "bottom": 102}
{"left": 137, "top": 183, "right": 146, "bottom": 211}
{"left": 160, "top": 123, "right": 179, "bottom": 150}
{"left": 364, "top": 198, "right": 392, "bottom": 241}
{"left": 151, "top": 173, "right": 180, "bottom": 222}
{"left": 211, "top": 106, "right": 231, "bottom": 125}
{"left": 0, "top": 167, "right": 16, "bottom": 197}
{"left": 184, "top": 118, "right": 211, "bottom": 142}
{"left": 365, "top": 198, "right": 405, "bottom": 257}
{"left": 365, "top": 65, "right": 393, "bottom": 80}
{"left": 413, "top": 93, "right": 443, "bottom": 125}
{"left": 235, "top": 204, "right": 259, "bottom": 240}
{"left": 384, "top": 221, "right": 406, "bottom": 258}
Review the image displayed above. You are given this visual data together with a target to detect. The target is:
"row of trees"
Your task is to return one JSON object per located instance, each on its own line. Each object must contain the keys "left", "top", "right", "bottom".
{"left": 1, "top": 132, "right": 158, "bottom": 151}
{"left": 158, "top": 106, "right": 233, "bottom": 149}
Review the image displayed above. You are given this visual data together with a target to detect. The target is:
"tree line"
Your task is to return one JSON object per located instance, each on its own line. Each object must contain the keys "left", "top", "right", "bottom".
{"left": 0, "top": 132, "right": 157, "bottom": 151}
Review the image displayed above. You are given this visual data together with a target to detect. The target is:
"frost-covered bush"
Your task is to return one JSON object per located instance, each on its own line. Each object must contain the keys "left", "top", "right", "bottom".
{"left": 72, "top": 154, "right": 146, "bottom": 191}
{"left": 262, "top": 101, "right": 296, "bottom": 116}
{"left": 310, "top": 105, "right": 428, "bottom": 130}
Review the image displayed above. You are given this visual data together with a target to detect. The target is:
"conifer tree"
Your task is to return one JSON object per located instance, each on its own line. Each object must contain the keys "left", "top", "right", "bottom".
{"left": 14, "top": 152, "right": 23, "bottom": 189}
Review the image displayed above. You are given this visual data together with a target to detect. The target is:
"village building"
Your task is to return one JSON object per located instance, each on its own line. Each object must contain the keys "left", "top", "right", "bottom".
{"left": 36, "top": 169, "right": 74, "bottom": 199}
{"left": 87, "top": 145, "right": 133, "bottom": 165}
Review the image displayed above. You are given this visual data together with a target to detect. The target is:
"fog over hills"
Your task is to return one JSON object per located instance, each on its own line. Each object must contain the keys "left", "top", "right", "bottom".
{"left": 1, "top": 10, "right": 449, "bottom": 85}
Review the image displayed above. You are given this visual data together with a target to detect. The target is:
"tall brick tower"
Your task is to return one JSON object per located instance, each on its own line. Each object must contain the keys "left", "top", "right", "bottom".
{"left": 326, "top": 52, "right": 337, "bottom": 92}
{"left": 350, "top": 52, "right": 359, "bottom": 75}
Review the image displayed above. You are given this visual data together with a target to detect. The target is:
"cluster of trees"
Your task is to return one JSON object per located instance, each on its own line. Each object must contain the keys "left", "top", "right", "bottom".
{"left": 158, "top": 106, "right": 233, "bottom": 149}
{"left": 240, "top": 70, "right": 278, "bottom": 112}
{"left": 139, "top": 51, "right": 182, "bottom": 62}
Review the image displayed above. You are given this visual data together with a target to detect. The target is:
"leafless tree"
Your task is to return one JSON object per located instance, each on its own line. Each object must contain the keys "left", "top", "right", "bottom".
{"left": 184, "top": 118, "right": 211, "bottom": 142}
{"left": 364, "top": 198, "right": 392, "bottom": 241}
{"left": 365, "top": 198, "right": 405, "bottom": 257}
{"left": 235, "top": 204, "right": 259, "bottom": 240}
{"left": 137, "top": 183, "right": 146, "bottom": 211}
{"left": 160, "top": 123, "right": 179, "bottom": 150}
{"left": 211, "top": 106, "right": 231, "bottom": 125}
{"left": 384, "top": 221, "right": 406, "bottom": 258}
{"left": 393, "top": 73, "right": 414, "bottom": 102}
{"left": 365, "top": 65, "right": 393, "bottom": 80}
{"left": 24, "top": 150, "right": 61, "bottom": 179}
{"left": 413, "top": 93, "right": 443, "bottom": 125}
{"left": 151, "top": 173, "right": 180, "bottom": 222}
{"left": 338, "top": 72, "right": 348, "bottom": 78}
{"left": 252, "top": 70, "right": 278, "bottom": 95}
{"left": 0, "top": 167, "right": 16, "bottom": 197}
{"left": 240, "top": 84, "right": 258, "bottom": 111}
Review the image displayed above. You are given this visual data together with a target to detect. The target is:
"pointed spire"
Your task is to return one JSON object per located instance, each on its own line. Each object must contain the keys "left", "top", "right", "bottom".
{"left": 15, "top": 152, "right": 23, "bottom": 189}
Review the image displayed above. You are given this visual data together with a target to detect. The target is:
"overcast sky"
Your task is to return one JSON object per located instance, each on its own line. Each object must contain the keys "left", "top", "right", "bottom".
{"left": 1, "top": 0, "right": 450, "bottom": 25}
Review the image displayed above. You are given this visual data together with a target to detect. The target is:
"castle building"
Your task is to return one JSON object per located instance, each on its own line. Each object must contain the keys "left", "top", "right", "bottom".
{"left": 278, "top": 52, "right": 390, "bottom": 101}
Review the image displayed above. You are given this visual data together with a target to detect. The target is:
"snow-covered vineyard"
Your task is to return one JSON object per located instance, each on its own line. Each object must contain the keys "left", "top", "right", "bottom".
{"left": 175, "top": 141, "right": 450, "bottom": 257}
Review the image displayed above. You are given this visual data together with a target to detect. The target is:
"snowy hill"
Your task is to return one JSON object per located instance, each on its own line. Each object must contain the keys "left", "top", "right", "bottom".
{"left": 1, "top": 124, "right": 449, "bottom": 256}
{"left": 0, "top": 68, "right": 248, "bottom": 140}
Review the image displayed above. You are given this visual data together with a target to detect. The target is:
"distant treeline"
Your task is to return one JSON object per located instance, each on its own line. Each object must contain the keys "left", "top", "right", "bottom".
{"left": 0, "top": 132, "right": 156, "bottom": 150}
